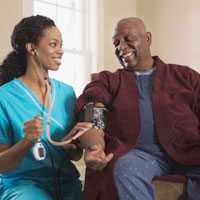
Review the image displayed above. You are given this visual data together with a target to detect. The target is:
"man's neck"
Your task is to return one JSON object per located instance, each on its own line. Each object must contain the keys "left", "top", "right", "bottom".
{"left": 134, "top": 56, "right": 154, "bottom": 72}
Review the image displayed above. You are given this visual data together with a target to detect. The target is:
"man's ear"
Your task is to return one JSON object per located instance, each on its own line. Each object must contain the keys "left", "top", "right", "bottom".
{"left": 146, "top": 32, "right": 152, "bottom": 45}
{"left": 25, "top": 43, "right": 36, "bottom": 56}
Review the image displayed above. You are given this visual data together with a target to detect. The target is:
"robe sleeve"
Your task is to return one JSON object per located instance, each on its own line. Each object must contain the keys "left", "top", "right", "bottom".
{"left": 76, "top": 71, "right": 114, "bottom": 113}
{"left": 184, "top": 66, "right": 200, "bottom": 122}
{"left": 192, "top": 72, "right": 200, "bottom": 122}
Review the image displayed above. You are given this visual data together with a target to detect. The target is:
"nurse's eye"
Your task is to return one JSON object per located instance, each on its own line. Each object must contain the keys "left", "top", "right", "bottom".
{"left": 50, "top": 42, "right": 57, "bottom": 48}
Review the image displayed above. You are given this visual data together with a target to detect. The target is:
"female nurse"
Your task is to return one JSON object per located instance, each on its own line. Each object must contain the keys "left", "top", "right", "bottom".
{"left": 0, "top": 15, "right": 90, "bottom": 200}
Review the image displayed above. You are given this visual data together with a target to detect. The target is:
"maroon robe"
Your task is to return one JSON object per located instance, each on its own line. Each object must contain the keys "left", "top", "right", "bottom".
{"left": 77, "top": 56, "right": 200, "bottom": 200}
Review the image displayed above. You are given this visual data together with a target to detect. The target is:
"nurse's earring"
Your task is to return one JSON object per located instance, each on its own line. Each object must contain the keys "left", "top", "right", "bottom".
{"left": 33, "top": 49, "right": 39, "bottom": 57}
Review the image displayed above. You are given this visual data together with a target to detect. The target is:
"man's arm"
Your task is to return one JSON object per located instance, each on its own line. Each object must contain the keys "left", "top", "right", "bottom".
{"left": 76, "top": 71, "right": 116, "bottom": 170}
{"left": 77, "top": 102, "right": 113, "bottom": 170}
{"left": 79, "top": 128, "right": 113, "bottom": 171}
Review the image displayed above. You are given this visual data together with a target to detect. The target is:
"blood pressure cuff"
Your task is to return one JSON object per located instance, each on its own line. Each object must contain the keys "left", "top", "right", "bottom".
{"left": 78, "top": 102, "right": 107, "bottom": 130}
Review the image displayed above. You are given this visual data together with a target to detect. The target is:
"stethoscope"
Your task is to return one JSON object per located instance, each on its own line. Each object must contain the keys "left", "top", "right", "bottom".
{"left": 31, "top": 51, "right": 90, "bottom": 160}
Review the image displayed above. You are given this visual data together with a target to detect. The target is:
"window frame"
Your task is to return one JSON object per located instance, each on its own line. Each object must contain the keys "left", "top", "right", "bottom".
{"left": 22, "top": 0, "right": 101, "bottom": 95}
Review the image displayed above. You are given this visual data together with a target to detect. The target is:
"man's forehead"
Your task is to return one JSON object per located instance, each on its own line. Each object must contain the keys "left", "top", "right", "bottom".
{"left": 112, "top": 30, "right": 132, "bottom": 39}
{"left": 112, "top": 20, "right": 146, "bottom": 38}
{"left": 113, "top": 25, "right": 139, "bottom": 38}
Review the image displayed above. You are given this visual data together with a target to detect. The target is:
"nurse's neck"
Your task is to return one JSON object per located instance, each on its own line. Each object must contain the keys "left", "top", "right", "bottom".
{"left": 18, "top": 73, "right": 47, "bottom": 95}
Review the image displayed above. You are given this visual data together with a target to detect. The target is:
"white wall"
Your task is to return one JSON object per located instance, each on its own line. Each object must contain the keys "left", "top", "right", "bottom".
{"left": 0, "top": 0, "right": 32, "bottom": 62}
{"left": 137, "top": 0, "right": 200, "bottom": 72}
{"left": 98, "top": 0, "right": 137, "bottom": 72}
{"left": 1, "top": 1, "right": 200, "bottom": 72}
{"left": 0, "top": 0, "right": 23, "bottom": 61}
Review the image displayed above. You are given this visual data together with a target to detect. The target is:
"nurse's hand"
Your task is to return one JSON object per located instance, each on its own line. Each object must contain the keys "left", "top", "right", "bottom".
{"left": 63, "top": 142, "right": 83, "bottom": 161}
{"left": 63, "top": 122, "right": 93, "bottom": 145}
{"left": 23, "top": 113, "right": 43, "bottom": 143}
{"left": 62, "top": 122, "right": 92, "bottom": 161}
{"left": 84, "top": 144, "right": 113, "bottom": 171}
{"left": 62, "top": 122, "right": 93, "bottom": 150}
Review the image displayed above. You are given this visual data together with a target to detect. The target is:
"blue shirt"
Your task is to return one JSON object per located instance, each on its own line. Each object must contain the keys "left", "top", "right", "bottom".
{"left": 0, "top": 78, "right": 79, "bottom": 187}
{"left": 135, "top": 69, "right": 161, "bottom": 153}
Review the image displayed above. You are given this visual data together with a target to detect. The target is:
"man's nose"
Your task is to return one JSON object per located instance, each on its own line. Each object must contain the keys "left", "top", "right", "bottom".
{"left": 116, "top": 41, "right": 129, "bottom": 56}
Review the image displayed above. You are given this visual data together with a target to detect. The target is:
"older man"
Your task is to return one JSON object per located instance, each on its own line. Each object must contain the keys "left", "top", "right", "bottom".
{"left": 77, "top": 17, "right": 200, "bottom": 200}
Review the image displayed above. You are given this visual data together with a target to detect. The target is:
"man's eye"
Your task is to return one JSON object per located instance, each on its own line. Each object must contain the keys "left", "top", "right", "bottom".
{"left": 113, "top": 40, "right": 119, "bottom": 47}
{"left": 126, "top": 36, "right": 135, "bottom": 42}
{"left": 125, "top": 37, "right": 132, "bottom": 42}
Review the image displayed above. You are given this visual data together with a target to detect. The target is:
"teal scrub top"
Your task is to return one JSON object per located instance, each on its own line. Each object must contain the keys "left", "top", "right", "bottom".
{"left": 0, "top": 78, "right": 79, "bottom": 187}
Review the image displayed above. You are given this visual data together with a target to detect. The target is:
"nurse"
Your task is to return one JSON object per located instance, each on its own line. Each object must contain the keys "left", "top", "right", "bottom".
{"left": 0, "top": 15, "right": 90, "bottom": 200}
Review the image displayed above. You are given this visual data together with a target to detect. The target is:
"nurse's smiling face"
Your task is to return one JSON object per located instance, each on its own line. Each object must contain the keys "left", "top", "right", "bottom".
{"left": 33, "top": 26, "right": 64, "bottom": 71}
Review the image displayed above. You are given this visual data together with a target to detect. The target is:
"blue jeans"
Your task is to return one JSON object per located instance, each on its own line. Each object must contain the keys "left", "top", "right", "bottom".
{"left": 114, "top": 148, "right": 200, "bottom": 200}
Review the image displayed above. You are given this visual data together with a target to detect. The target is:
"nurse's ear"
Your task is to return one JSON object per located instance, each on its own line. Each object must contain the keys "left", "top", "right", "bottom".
{"left": 25, "top": 43, "right": 37, "bottom": 56}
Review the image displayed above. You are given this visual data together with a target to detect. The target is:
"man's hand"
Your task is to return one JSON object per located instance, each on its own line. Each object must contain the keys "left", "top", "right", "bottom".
{"left": 84, "top": 144, "right": 113, "bottom": 171}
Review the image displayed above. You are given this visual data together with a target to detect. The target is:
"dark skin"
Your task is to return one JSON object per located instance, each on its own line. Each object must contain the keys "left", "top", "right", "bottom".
{"left": 0, "top": 27, "right": 91, "bottom": 172}
{"left": 80, "top": 17, "right": 155, "bottom": 171}
{"left": 112, "top": 17, "right": 154, "bottom": 71}
{"left": 0, "top": 117, "right": 91, "bottom": 173}
{"left": 79, "top": 103, "right": 113, "bottom": 171}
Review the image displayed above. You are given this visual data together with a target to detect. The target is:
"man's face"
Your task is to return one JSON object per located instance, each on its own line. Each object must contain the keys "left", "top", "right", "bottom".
{"left": 112, "top": 22, "right": 151, "bottom": 69}
{"left": 35, "top": 26, "right": 64, "bottom": 71}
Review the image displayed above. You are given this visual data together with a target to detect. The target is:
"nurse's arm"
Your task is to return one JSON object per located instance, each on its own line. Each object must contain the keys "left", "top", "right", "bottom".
{"left": 0, "top": 139, "right": 34, "bottom": 173}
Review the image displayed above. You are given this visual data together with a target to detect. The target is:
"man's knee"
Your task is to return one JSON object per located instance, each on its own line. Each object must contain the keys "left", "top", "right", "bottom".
{"left": 113, "top": 150, "right": 153, "bottom": 183}
{"left": 114, "top": 153, "right": 138, "bottom": 181}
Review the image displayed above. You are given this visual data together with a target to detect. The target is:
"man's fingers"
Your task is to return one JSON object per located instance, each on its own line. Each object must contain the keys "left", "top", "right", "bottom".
{"left": 105, "top": 153, "right": 114, "bottom": 162}
{"left": 86, "top": 159, "right": 107, "bottom": 171}
{"left": 85, "top": 151, "right": 113, "bottom": 171}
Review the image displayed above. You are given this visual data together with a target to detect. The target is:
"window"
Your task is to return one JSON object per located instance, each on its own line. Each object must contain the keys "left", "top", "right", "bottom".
{"left": 32, "top": 0, "right": 97, "bottom": 95}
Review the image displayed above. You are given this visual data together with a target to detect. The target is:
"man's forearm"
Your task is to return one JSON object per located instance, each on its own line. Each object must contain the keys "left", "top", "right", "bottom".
{"left": 78, "top": 128, "right": 105, "bottom": 149}
{"left": 77, "top": 102, "right": 106, "bottom": 149}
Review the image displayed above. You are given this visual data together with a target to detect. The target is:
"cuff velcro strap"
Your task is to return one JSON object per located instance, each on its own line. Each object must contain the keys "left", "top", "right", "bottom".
{"left": 83, "top": 102, "right": 107, "bottom": 130}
